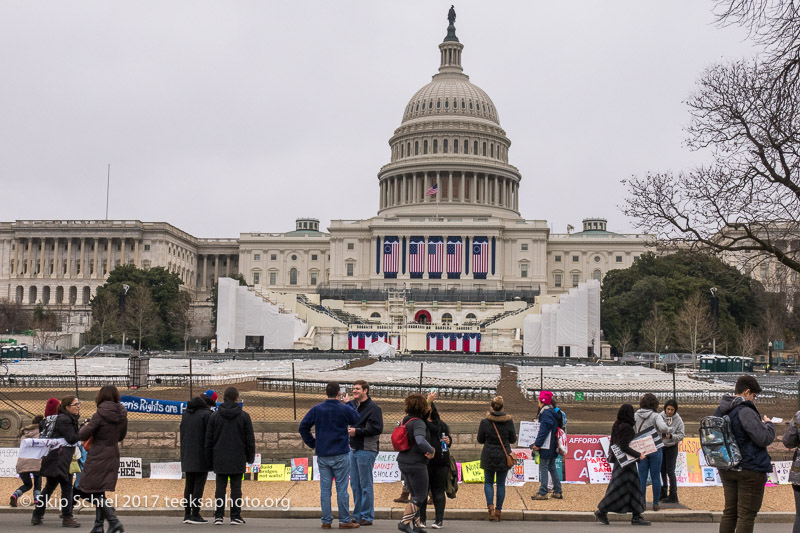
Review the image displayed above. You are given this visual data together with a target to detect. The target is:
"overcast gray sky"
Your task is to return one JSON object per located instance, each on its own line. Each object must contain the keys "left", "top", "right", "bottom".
{"left": 0, "top": 1, "right": 758, "bottom": 238}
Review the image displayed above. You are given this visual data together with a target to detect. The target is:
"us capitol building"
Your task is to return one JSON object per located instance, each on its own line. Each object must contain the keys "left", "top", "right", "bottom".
{"left": 0, "top": 14, "right": 652, "bottom": 353}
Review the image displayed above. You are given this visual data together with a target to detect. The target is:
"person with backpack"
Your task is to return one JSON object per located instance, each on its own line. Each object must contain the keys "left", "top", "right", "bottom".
{"left": 531, "top": 391, "right": 564, "bottom": 501}
{"left": 595, "top": 404, "right": 650, "bottom": 526}
{"left": 179, "top": 390, "right": 216, "bottom": 524}
{"left": 477, "top": 395, "right": 517, "bottom": 522}
{"left": 33, "top": 395, "right": 82, "bottom": 528}
{"left": 659, "top": 399, "right": 684, "bottom": 504}
{"left": 10, "top": 415, "right": 43, "bottom": 508}
{"left": 298, "top": 381, "right": 360, "bottom": 530}
{"left": 714, "top": 375, "right": 775, "bottom": 533}
{"left": 205, "top": 386, "right": 255, "bottom": 526}
{"left": 634, "top": 393, "right": 669, "bottom": 511}
{"left": 781, "top": 408, "right": 800, "bottom": 533}
{"left": 419, "top": 399, "right": 452, "bottom": 530}
{"left": 396, "top": 393, "right": 435, "bottom": 533}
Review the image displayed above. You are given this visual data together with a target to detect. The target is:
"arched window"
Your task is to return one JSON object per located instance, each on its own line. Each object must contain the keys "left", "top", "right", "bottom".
{"left": 461, "top": 99, "right": 465, "bottom": 109}
{"left": 443, "top": 139, "right": 448, "bottom": 153}
{"left": 593, "top": 269, "right": 603, "bottom": 281}
{"left": 433, "top": 139, "right": 438, "bottom": 153}
{"left": 401, "top": 144, "right": 404, "bottom": 158}
{"left": 289, "top": 268, "right": 298, "bottom": 285}
{"left": 483, "top": 142, "right": 487, "bottom": 156}
{"left": 370, "top": 312, "right": 381, "bottom": 319}
{"left": 464, "top": 140, "right": 468, "bottom": 153}
{"left": 29, "top": 286, "right": 37, "bottom": 304}
{"left": 444, "top": 99, "right": 449, "bottom": 108}
{"left": 407, "top": 142, "right": 411, "bottom": 156}
{"left": 453, "top": 139, "right": 458, "bottom": 153}
{"left": 415, "top": 141, "right": 419, "bottom": 155}
{"left": 474, "top": 140, "right": 478, "bottom": 154}
{"left": 436, "top": 99, "right": 441, "bottom": 109}
{"left": 82, "top": 286, "right": 91, "bottom": 304}
{"left": 15, "top": 285, "right": 23, "bottom": 303}
{"left": 490, "top": 144, "right": 494, "bottom": 158}
{"left": 422, "top": 101, "right": 426, "bottom": 110}
{"left": 441, "top": 313, "right": 453, "bottom": 324}
{"left": 424, "top": 140, "right": 428, "bottom": 154}
{"left": 465, "top": 313, "right": 477, "bottom": 322}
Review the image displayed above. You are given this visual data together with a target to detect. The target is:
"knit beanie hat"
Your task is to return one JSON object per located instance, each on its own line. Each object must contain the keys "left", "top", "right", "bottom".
{"left": 44, "top": 397, "right": 60, "bottom": 417}
{"left": 203, "top": 389, "right": 218, "bottom": 402}
{"left": 539, "top": 390, "right": 554, "bottom": 405}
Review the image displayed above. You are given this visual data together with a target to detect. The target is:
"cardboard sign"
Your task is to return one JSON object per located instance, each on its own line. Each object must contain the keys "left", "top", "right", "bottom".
{"left": 586, "top": 457, "right": 612, "bottom": 484}
{"left": 772, "top": 461, "right": 792, "bottom": 485}
{"left": 702, "top": 466, "right": 722, "bottom": 486}
{"left": 258, "top": 464, "right": 288, "bottom": 482}
{"left": 564, "top": 435, "right": 608, "bottom": 482}
{"left": 149, "top": 462, "right": 182, "bottom": 479}
{"left": 677, "top": 438, "right": 703, "bottom": 485}
{"left": 246, "top": 454, "right": 262, "bottom": 474}
{"left": 118, "top": 457, "right": 142, "bottom": 479}
{"left": 523, "top": 459, "right": 538, "bottom": 482}
{"left": 0, "top": 448, "right": 19, "bottom": 478}
{"left": 629, "top": 432, "right": 657, "bottom": 456}
{"left": 120, "top": 396, "right": 187, "bottom": 415}
{"left": 507, "top": 448, "right": 532, "bottom": 486}
{"left": 313, "top": 456, "right": 319, "bottom": 481}
{"left": 373, "top": 451, "right": 400, "bottom": 484}
{"left": 517, "top": 421, "right": 540, "bottom": 447}
{"left": 291, "top": 458, "right": 309, "bottom": 481}
{"left": 461, "top": 460, "right": 484, "bottom": 483}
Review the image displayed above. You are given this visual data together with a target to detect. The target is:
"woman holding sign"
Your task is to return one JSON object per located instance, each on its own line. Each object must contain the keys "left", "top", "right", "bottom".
{"left": 477, "top": 395, "right": 517, "bottom": 522}
{"left": 634, "top": 393, "right": 669, "bottom": 511}
{"left": 595, "top": 404, "right": 650, "bottom": 526}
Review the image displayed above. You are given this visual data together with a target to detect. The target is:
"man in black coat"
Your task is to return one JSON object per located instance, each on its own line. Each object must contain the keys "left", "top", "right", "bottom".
{"left": 205, "top": 387, "right": 255, "bottom": 526}
{"left": 180, "top": 391, "right": 215, "bottom": 524}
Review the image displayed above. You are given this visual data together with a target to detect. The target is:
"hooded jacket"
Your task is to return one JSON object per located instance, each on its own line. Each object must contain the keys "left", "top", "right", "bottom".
{"left": 534, "top": 405, "right": 564, "bottom": 459}
{"left": 477, "top": 411, "right": 517, "bottom": 472}
{"left": 609, "top": 404, "right": 640, "bottom": 468}
{"left": 714, "top": 393, "right": 774, "bottom": 473}
{"left": 16, "top": 423, "right": 42, "bottom": 474}
{"left": 204, "top": 400, "right": 255, "bottom": 474}
{"left": 659, "top": 410, "right": 685, "bottom": 447}
{"left": 634, "top": 407, "right": 670, "bottom": 435}
{"left": 78, "top": 401, "right": 128, "bottom": 493}
{"left": 347, "top": 396, "right": 384, "bottom": 453}
{"left": 180, "top": 397, "right": 213, "bottom": 472}
{"left": 40, "top": 410, "right": 80, "bottom": 479}
{"left": 782, "top": 410, "right": 800, "bottom": 484}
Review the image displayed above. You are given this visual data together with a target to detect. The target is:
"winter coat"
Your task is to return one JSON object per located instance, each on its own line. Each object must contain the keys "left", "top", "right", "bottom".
{"left": 425, "top": 418, "right": 452, "bottom": 468}
{"left": 347, "top": 396, "right": 384, "bottom": 453}
{"left": 477, "top": 411, "right": 517, "bottom": 472}
{"left": 608, "top": 406, "right": 640, "bottom": 469}
{"left": 78, "top": 401, "right": 128, "bottom": 493}
{"left": 397, "top": 415, "right": 435, "bottom": 467}
{"left": 205, "top": 400, "right": 255, "bottom": 474}
{"left": 659, "top": 411, "right": 685, "bottom": 447}
{"left": 16, "top": 423, "right": 42, "bottom": 474}
{"left": 180, "top": 397, "right": 213, "bottom": 472}
{"left": 298, "top": 399, "right": 358, "bottom": 457}
{"left": 534, "top": 405, "right": 564, "bottom": 459}
{"left": 782, "top": 410, "right": 800, "bottom": 485}
{"left": 714, "top": 393, "right": 774, "bottom": 473}
{"left": 40, "top": 411, "right": 80, "bottom": 480}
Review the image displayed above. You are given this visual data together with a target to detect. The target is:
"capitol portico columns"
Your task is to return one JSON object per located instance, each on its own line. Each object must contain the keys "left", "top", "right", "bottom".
{"left": 92, "top": 238, "right": 99, "bottom": 279}
{"left": 66, "top": 238, "right": 72, "bottom": 278}
{"left": 134, "top": 239, "right": 139, "bottom": 267}
{"left": 202, "top": 255, "right": 208, "bottom": 290}
{"left": 106, "top": 239, "right": 112, "bottom": 276}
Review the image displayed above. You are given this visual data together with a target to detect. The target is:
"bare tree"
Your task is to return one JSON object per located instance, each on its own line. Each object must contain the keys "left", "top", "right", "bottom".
{"left": 168, "top": 292, "right": 194, "bottom": 355}
{"left": 614, "top": 326, "right": 634, "bottom": 356}
{"left": 30, "top": 304, "right": 68, "bottom": 350}
{"left": 740, "top": 325, "right": 763, "bottom": 356}
{"left": 640, "top": 305, "right": 671, "bottom": 354}
{"left": 123, "top": 285, "right": 160, "bottom": 350}
{"left": 0, "top": 299, "right": 28, "bottom": 334}
{"left": 674, "top": 292, "right": 714, "bottom": 356}
{"left": 90, "top": 290, "right": 119, "bottom": 346}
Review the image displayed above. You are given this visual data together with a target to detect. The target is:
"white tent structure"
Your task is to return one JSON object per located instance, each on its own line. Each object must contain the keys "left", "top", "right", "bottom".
{"left": 523, "top": 280, "right": 601, "bottom": 357}
{"left": 216, "top": 277, "right": 307, "bottom": 352}
{"left": 367, "top": 340, "right": 397, "bottom": 358}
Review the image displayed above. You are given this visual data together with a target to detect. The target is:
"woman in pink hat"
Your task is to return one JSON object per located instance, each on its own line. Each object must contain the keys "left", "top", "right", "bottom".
{"left": 531, "top": 391, "right": 565, "bottom": 500}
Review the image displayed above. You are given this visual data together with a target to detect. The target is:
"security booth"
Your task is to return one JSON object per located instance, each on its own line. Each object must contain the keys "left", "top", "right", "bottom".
{"left": 127, "top": 355, "right": 150, "bottom": 388}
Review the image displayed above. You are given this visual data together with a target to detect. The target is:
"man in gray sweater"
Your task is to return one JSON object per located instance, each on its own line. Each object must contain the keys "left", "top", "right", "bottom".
{"left": 713, "top": 375, "right": 775, "bottom": 533}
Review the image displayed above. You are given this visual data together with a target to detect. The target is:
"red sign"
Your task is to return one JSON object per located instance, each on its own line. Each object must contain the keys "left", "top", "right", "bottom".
{"left": 564, "top": 434, "right": 608, "bottom": 482}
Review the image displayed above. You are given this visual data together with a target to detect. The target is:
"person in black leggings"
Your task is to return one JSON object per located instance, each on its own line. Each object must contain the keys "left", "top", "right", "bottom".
{"left": 419, "top": 400, "right": 452, "bottom": 529}
{"left": 180, "top": 391, "right": 216, "bottom": 524}
{"left": 397, "top": 393, "right": 435, "bottom": 533}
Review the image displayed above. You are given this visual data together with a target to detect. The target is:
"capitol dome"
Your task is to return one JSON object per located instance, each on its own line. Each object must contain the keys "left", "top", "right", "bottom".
{"left": 377, "top": 14, "right": 522, "bottom": 219}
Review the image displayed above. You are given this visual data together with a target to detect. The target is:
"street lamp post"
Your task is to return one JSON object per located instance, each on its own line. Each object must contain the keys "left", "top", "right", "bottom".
{"left": 768, "top": 341, "right": 773, "bottom": 374}
{"left": 710, "top": 287, "right": 719, "bottom": 354}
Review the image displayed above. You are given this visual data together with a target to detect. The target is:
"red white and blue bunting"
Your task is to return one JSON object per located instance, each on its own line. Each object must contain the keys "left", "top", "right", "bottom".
{"left": 348, "top": 331, "right": 401, "bottom": 350}
{"left": 426, "top": 332, "right": 481, "bottom": 353}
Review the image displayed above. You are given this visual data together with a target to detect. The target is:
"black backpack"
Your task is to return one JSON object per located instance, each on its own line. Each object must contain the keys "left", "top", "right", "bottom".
{"left": 699, "top": 412, "right": 742, "bottom": 470}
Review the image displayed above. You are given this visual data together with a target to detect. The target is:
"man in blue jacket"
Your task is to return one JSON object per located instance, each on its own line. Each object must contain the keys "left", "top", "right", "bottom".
{"left": 531, "top": 390, "right": 564, "bottom": 500}
{"left": 347, "top": 380, "right": 384, "bottom": 526}
{"left": 299, "top": 382, "right": 360, "bottom": 529}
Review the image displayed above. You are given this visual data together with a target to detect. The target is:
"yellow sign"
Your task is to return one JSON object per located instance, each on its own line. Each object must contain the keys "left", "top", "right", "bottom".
{"left": 258, "top": 464, "right": 288, "bottom": 481}
{"left": 461, "top": 460, "right": 484, "bottom": 483}
{"left": 678, "top": 438, "right": 703, "bottom": 485}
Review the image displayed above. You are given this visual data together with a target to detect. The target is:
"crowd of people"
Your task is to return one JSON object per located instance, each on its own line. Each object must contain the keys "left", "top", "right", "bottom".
{"left": 8, "top": 374, "right": 800, "bottom": 533}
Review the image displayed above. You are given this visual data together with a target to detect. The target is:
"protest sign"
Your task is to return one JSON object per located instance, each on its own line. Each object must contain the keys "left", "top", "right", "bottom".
{"left": 291, "top": 458, "right": 309, "bottom": 481}
{"left": 258, "top": 464, "right": 288, "bottom": 482}
{"left": 118, "top": 458, "right": 142, "bottom": 479}
{"left": 772, "top": 461, "right": 792, "bottom": 485}
{"left": 312, "top": 456, "right": 319, "bottom": 481}
{"left": 517, "top": 421, "right": 540, "bottom": 447}
{"left": 585, "top": 457, "right": 612, "bottom": 484}
{"left": 564, "top": 435, "right": 607, "bottom": 482}
{"left": 702, "top": 466, "right": 722, "bottom": 486}
{"left": 629, "top": 430, "right": 658, "bottom": 456}
{"left": 461, "top": 461, "right": 484, "bottom": 483}
{"left": 246, "top": 454, "right": 262, "bottom": 474}
{"left": 0, "top": 448, "right": 19, "bottom": 477}
{"left": 677, "top": 438, "right": 703, "bottom": 485}
{"left": 149, "top": 462, "right": 182, "bottom": 479}
{"left": 523, "top": 459, "right": 538, "bottom": 482}
{"left": 373, "top": 451, "right": 400, "bottom": 484}
{"left": 598, "top": 436, "right": 610, "bottom": 457}
{"left": 507, "top": 448, "right": 532, "bottom": 486}
{"left": 120, "top": 396, "right": 187, "bottom": 415}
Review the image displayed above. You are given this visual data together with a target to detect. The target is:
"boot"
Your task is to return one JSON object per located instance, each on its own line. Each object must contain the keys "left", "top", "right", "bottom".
{"left": 486, "top": 505, "right": 495, "bottom": 522}
{"left": 90, "top": 507, "right": 104, "bottom": 533}
{"left": 666, "top": 488, "right": 678, "bottom": 504}
{"left": 659, "top": 487, "right": 668, "bottom": 502}
{"left": 102, "top": 504, "right": 124, "bottom": 533}
{"left": 61, "top": 516, "right": 81, "bottom": 528}
{"left": 594, "top": 510, "right": 609, "bottom": 525}
{"left": 394, "top": 491, "right": 410, "bottom": 504}
{"left": 494, "top": 509, "right": 502, "bottom": 522}
{"left": 631, "top": 514, "right": 651, "bottom": 526}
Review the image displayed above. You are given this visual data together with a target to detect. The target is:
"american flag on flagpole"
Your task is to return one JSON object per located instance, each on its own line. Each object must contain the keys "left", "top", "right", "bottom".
{"left": 472, "top": 237, "right": 489, "bottom": 279}
{"left": 428, "top": 237, "right": 444, "bottom": 277}
{"left": 446, "top": 237, "right": 462, "bottom": 277}
{"left": 409, "top": 237, "right": 425, "bottom": 278}
{"left": 382, "top": 237, "right": 399, "bottom": 278}
{"left": 425, "top": 183, "right": 438, "bottom": 196}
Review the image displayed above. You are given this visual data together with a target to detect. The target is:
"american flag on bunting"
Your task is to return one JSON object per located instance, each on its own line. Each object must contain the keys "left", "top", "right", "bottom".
{"left": 428, "top": 237, "right": 443, "bottom": 278}
{"left": 472, "top": 236, "right": 489, "bottom": 279}
{"left": 409, "top": 236, "right": 425, "bottom": 278}
{"left": 382, "top": 237, "right": 399, "bottom": 278}
{"left": 425, "top": 332, "right": 482, "bottom": 352}
{"left": 446, "top": 237, "right": 462, "bottom": 278}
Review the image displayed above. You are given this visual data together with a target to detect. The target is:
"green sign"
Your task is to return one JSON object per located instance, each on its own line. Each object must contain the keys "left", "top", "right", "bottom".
{"left": 574, "top": 391, "right": 585, "bottom": 401}
{"left": 0, "top": 339, "right": 17, "bottom": 345}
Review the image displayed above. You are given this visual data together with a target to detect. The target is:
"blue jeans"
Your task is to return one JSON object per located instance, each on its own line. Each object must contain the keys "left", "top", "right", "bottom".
{"left": 483, "top": 469, "right": 507, "bottom": 511}
{"left": 538, "top": 454, "right": 562, "bottom": 495}
{"left": 350, "top": 449, "right": 377, "bottom": 523}
{"left": 318, "top": 453, "right": 351, "bottom": 525}
{"left": 638, "top": 448, "right": 663, "bottom": 505}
